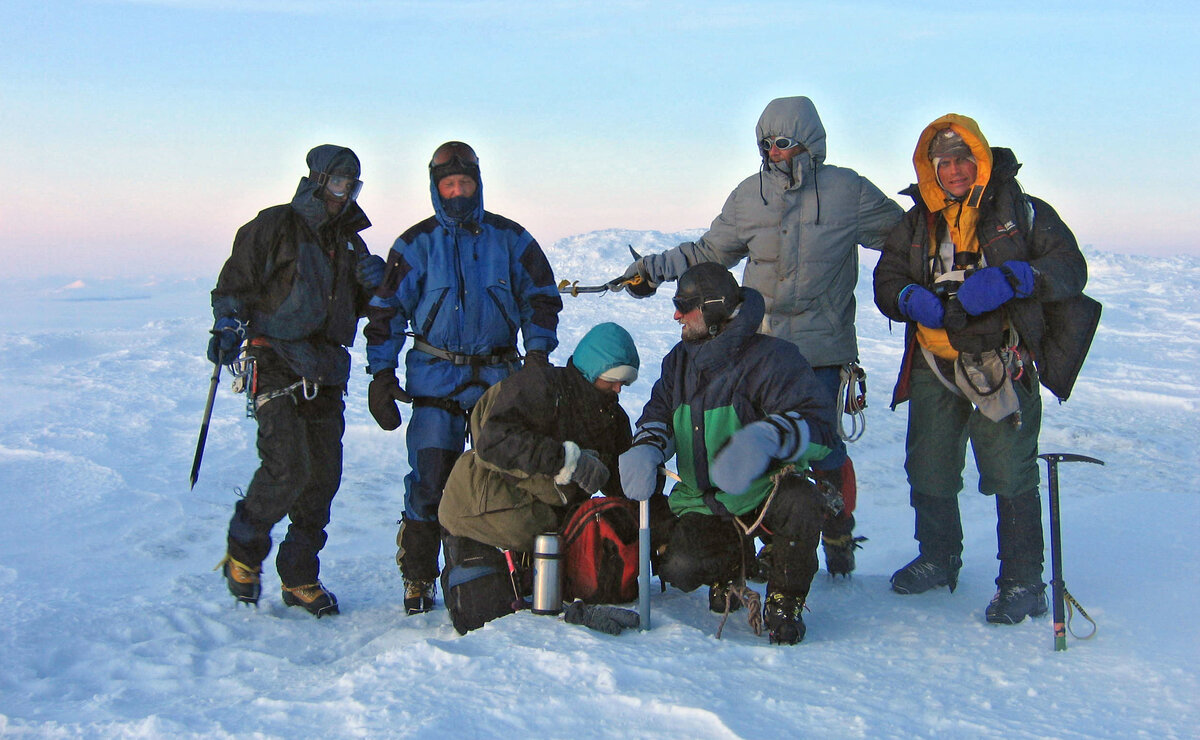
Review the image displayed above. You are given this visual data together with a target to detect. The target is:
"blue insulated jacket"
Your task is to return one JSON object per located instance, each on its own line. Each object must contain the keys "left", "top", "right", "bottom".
{"left": 637, "top": 288, "right": 838, "bottom": 517}
{"left": 364, "top": 170, "right": 562, "bottom": 405}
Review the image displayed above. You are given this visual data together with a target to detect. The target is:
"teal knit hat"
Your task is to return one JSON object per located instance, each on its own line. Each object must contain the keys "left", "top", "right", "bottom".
{"left": 571, "top": 322, "right": 640, "bottom": 384}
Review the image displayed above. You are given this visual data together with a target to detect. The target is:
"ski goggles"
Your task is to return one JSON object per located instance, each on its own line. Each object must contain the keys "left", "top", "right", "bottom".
{"left": 759, "top": 136, "right": 803, "bottom": 152}
{"left": 319, "top": 172, "right": 362, "bottom": 200}
{"left": 672, "top": 295, "right": 724, "bottom": 314}
{"left": 430, "top": 141, "right": 479, "bottom": 168}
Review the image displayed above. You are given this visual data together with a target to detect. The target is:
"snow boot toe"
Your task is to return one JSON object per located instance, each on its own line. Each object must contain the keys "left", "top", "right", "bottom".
{"left": 985, "top": 582, "right": 1048, "bottom": 624}
{"left": 282, "top": 582, "right": 339, "bottom": 617}
{"left": 890, "top": 555, "right": 962, "bottom": 594}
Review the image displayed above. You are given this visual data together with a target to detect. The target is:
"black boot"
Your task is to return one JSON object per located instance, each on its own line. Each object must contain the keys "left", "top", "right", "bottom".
{"left": 708, "top": 581, "right": 742, "bottom": 613}
{"left": 821, "top": 514, "right": 864, "bottom": 577}
{"left": 892, "top": 493, "right": 963, "bottom": 594}
{"left": 987, "top": 491, "right": 1047, "bottom": 624}
{"left": 763, "top": 588, "right": 806, "bottom": 645}
{"left": 218, "top": 554, "right": 262, "bottom": 606}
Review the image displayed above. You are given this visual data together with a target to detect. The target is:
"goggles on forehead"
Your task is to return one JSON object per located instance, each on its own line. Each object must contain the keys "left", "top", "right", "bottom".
{"left": 430, "top": 141, "right": 479, "bottom": 168}
{"left": 319, "top": 172, "right": 363, "bottom": 200}
{"left": 759, "top": 136, "right": 803, "bottom": 152}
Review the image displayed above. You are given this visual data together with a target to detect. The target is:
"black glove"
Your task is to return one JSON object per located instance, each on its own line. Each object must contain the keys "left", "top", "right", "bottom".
{"left": 355, "top": 254, "right": 385, "bottom": 291}
{"left": 524, "top": 349, "right": 551, "bottom": 368}
{"left": 610, "top": 261, "right": 657, "bottom": 298}
{"left": 570, "top": 449, "right": 610, "bottom": 494}
{"left": 563, "top": 600, "right": 640, "bottom": 635}
{"left": 206, "top": 316, "right": 245, "bottom": 365}
{"left": 368, "top": 369, "right": 412, "bottom": 431}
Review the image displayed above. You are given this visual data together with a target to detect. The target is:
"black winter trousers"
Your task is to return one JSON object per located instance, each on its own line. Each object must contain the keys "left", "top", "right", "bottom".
{"left": 660, "top": 474, "right": 826, "bottom": 599}
{"left": 227, "top": 368, "right": 345, "bottom": 588}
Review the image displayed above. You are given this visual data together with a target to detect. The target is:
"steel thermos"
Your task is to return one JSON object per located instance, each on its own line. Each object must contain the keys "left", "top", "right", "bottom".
{"left": 532, "top": 532, "right": 563, "bottom": 615}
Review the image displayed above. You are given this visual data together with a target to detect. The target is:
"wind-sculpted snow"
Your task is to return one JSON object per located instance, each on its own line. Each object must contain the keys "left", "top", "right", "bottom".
{"left": 0, "top": 236, "right": 1196, "bottom": 738}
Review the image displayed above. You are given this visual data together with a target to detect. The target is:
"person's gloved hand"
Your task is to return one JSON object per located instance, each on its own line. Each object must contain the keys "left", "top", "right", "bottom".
{"left": 569, "top": 448, "right": 610, "bottom": 494}
{"left": 355, "top": 253, "right": 385, "bottom": 291}
{"left": 563, "top": 600, "right": 640, "bottom": 635}
{"left": 956, "top": 261, "right": 1035, "bottom": 316}
{"left": 898, "top": 284, "right": 945, "bottom": 328}
{"left": 206, "top": 316, "right": 246, "bottom": 365}
{"left": 524, "top": 349, "right": 551, "bottom": 368}
{"left": 610, "top": 260, "right": 657, "bottom": 298}
{"left": 711, "top": 415, "right": 809, "bottom": 495}
{"left": 368, "top": 369, "right": 412, "bottom": 431}
{"left": 619, "top": 443, "right": 664, "bottom": 501}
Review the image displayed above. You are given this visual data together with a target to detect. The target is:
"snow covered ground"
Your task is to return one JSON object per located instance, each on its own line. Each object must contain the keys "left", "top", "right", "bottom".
{"left": 0, "top": 231, "right": 1197, "bottom": 739}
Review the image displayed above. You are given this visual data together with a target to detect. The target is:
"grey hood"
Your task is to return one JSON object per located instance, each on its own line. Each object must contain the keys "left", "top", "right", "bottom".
{"left": 756, "top": 96, "right": 827, "bottom": 166}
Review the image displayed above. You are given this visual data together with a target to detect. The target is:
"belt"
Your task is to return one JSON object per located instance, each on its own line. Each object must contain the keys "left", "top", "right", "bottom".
{"left": 411, "top": 338, "right": 519, "bottom": 367}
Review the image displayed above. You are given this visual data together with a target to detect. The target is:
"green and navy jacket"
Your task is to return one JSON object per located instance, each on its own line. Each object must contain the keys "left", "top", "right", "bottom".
{"left": 636, "top": 287, "right": 837, "bottom": 517}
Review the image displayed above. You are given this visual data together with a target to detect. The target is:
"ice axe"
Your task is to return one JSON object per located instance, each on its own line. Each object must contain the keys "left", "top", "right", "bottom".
{"left": 189, "top": 360, "right": 222, "bottom": 489}
{"left": 559, "top": 245, "right": 650, "bottom": 297}
{"left": 1038, "top": 452, "right": 1104, "bottom": 651}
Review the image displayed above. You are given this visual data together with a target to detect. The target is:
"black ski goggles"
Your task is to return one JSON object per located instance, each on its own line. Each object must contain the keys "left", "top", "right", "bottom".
{"left": 759, "top": 136, "right": 804, "bottom": 152}
{"left": 430, "top": 141, "right": 479, "bottom": 168}
{"left": 673, "top": 295, "right": 725, "bottom": 314}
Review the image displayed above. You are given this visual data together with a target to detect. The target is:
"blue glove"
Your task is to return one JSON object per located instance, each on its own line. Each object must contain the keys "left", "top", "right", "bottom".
{"left": 710, "top": 415, "right": 810, "bottom": 495}
{"left": 619, "top": 443, "right": 663, "bottom": 502}
{"left": 356, "top": 254, "right": 385, "bottom": 291}
{"left": 206, "top": 316, "right": 245, "bottom": 365}
{"left": 563, "top": 600, "right": 640, "bottom": 635}
{"left": 610, "top": 261, "right": 657, "bottom": 298}
{"left": 956, "top": 261, "right": 1035, "bottom": 316}
{"left": 898, "top": 284, "right": 945, "bottom": 328}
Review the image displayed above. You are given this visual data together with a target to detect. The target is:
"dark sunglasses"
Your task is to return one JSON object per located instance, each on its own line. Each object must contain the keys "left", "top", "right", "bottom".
{"left": 430, "top": 141, "right": 479, "bottom": 168}
{"left": 759, "top": 136, "right": 803, "bottom": 152}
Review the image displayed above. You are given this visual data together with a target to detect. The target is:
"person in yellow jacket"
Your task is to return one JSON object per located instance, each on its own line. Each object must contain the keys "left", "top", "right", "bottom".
{"left": 872, "top": 115, "right": 1090, "bottom": 624}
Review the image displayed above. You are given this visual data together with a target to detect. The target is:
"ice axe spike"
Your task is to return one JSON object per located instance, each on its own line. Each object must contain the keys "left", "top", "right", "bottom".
{"left": 556, "top": 279, "right": 612, "bottom": 296}
{"left": 1038, "top": 452, "right": 1104, "bottom": 652}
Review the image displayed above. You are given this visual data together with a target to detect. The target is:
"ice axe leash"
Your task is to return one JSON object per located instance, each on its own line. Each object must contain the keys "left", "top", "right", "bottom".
{"left": 189, "top": 360, "right": 222, "bottom": 489}
{"left": 1039, "top": 452, "right": 1104, "bottom": 651}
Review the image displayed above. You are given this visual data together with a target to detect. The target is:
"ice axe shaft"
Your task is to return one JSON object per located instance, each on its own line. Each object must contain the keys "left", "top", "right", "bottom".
{"left": 1038, "top": 452, "right": 1104, "bottom": 651}
{"left": 638, "top": 499, "right": 651, "bottom": 631}
{"left": 189, "top": 361, "right": 222, "bottom": 489}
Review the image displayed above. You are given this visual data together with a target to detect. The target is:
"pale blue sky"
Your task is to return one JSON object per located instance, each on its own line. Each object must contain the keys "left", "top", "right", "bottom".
{"left": 3, "top": 1, "right": 1196, "bottom": 278}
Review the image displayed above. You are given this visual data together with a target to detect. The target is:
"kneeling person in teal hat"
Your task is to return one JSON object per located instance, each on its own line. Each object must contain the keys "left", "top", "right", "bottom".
{"left": 437, "top": 323, "right": 641, "bottom": 633}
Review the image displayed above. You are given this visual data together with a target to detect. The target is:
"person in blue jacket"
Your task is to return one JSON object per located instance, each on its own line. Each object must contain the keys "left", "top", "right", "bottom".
{"left": 365, "top": 141, "right": 562, "bottom": 615}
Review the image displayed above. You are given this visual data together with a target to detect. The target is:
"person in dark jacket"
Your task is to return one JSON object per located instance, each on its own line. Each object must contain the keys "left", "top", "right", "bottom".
{"left": 611, "top": 97, "right": 903, "bottom": 576}
{"left": 872, "top": 114, "right": 1089, "bottom": 625}
{"left": 364, "top": 141, "right": 562, "bottom": 615}
{"left": 620, "top": 263, "right": 839, "bottom": 645}
{"left": 209, "top": 144, "right": 386, "bottom": 617}
{"left": 436, "top": 323, "right": 639, "bottom": 633}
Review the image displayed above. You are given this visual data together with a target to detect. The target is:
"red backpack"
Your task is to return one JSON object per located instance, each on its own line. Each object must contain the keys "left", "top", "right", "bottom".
{"left": 561, "top": 496, "right": 639, "bottom": 604}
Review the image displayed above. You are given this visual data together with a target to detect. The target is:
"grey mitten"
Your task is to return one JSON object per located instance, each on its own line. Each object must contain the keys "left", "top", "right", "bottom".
{"left": 563, "top": 600, "right": 640, "bottom": 635}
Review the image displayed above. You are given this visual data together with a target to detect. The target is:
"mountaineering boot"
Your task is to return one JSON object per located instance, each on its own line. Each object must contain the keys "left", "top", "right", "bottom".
{"left": 821, "top": 533, "right": 867, "bottom": 577}
{"left": 985, "top": 582, "right": 1048, "bottom": 624}
{"left": 893, "top": 493, "right": 964, "bottom": 593}
{"left": 890, "top": 554, "right": 963, "bottom": 594}
{"left": 218, "top": 554, "right": 262, "bottom": 606}
{"left": 404, "top": 578, "right": 437, "bottom": 615}
{"left": 282, "top": 582, "right": 339, "bottom": 617}
{"left": 708, "top": 581, "right": 742, "bottom": 613}
{"left": 763, "top": 589, "right": 806, "bottom": 645}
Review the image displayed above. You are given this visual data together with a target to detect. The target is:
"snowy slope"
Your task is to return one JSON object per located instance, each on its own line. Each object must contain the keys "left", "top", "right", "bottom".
{"left": 0, "top": 231, "right": 1196, "bottom": 739}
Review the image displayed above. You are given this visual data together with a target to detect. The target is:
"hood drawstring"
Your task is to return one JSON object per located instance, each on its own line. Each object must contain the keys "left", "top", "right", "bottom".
{"left": 811, "top": 160, "right": 821, "bottom": 225}
{"left": 758, "top": 159, "right": 769, "bottom": 206}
